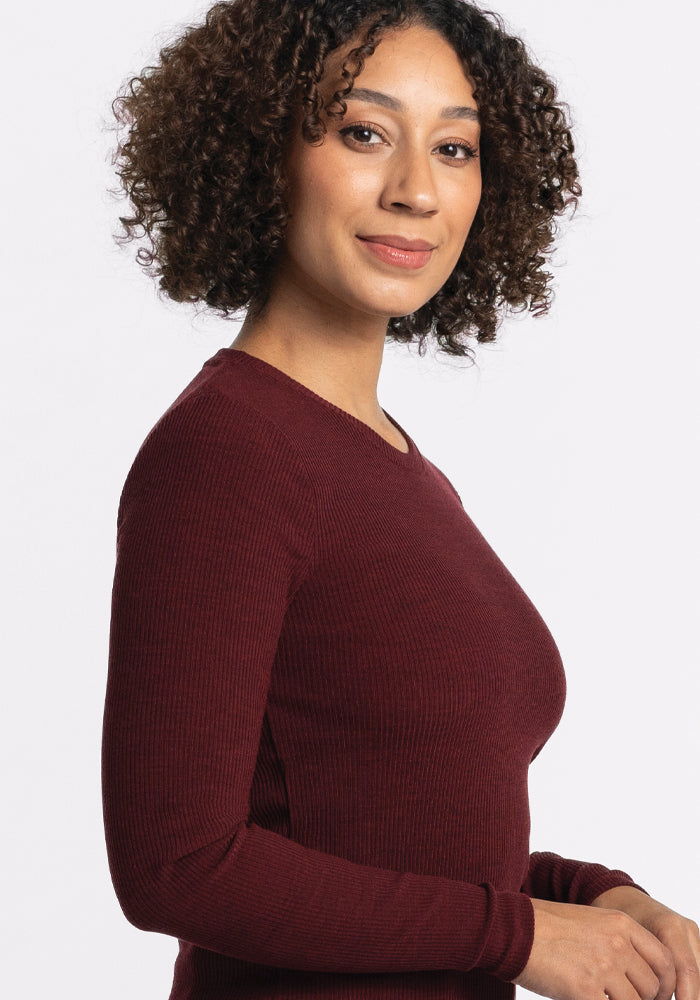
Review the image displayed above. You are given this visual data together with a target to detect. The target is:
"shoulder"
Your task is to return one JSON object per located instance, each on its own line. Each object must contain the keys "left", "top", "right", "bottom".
{"left": 118, "top": 385, "right": 317, "bottom": 540}
{"left": 114, "top": 384, "right": 317, "bottom": 592}
{"left": 125, "top": 385, "right": 310, "bottom": 492}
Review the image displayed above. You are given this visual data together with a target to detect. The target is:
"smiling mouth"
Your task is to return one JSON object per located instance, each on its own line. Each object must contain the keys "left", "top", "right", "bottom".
{"left": 357, "top": 236, "right": 436, "bottom": 270}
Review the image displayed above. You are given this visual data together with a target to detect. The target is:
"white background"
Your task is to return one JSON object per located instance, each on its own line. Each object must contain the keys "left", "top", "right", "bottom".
{"left": 2, "top": 0, "right": 698, "bottom": 996}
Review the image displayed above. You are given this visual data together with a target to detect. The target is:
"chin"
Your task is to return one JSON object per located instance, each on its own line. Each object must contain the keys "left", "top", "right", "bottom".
{"left": 379, "top": 297, "right": 436, "bottom": 321}
{"left": 353, "top": 287, "right": 438, "bottom": 321}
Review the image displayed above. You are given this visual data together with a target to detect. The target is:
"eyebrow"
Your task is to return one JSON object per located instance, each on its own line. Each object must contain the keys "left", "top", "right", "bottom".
{"left": 344, "top": 87, "right": 480, "bottom": 122}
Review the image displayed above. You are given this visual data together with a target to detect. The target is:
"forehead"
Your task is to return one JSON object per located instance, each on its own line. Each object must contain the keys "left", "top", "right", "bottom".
{"left": 322, "top": 23, "right": 478, "bottom": 112}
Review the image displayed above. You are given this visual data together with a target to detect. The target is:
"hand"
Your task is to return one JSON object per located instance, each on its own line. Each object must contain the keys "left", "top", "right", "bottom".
{"left": 513, "top": 896, "right": 677, "bottom": 1000}
{"left": 590, "top": 887, "right": 700, "bottom": 1000}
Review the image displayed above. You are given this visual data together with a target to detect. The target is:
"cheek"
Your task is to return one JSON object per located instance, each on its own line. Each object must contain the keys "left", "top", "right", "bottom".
{"left": 453, "top": 170, "right": 481, "bottom": 220}
{"left": 287, "top": 142, "right": 377, "bottom": 230}
{"left": 448, "top": 172, "right": 481, "bottom": 245}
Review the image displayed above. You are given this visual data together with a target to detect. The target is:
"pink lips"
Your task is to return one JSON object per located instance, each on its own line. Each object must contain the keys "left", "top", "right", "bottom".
{"left": 357, "top": 235, "right": 436, "bottom": 270}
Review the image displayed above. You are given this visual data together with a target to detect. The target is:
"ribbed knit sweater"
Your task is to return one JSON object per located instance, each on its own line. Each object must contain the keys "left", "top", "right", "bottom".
{"left": 102, "top": 347, "right": 645, "bottom": 1000}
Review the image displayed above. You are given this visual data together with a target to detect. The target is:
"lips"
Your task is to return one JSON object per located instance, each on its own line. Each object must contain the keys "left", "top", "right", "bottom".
{"left": 356, "top": 234, "right": 437, "bottom": 270}
{"left": 358, "top": 235, "right": 436, "bottom": 251}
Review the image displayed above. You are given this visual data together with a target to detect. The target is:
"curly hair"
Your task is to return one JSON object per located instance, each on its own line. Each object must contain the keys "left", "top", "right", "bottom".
{"left": 108, "top": 0, "right": 581, "bottom": 357}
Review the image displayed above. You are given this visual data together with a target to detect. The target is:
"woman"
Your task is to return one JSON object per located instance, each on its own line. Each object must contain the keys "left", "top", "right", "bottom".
{"left": 101, "top": 2, "right": 699, "bottom": 999}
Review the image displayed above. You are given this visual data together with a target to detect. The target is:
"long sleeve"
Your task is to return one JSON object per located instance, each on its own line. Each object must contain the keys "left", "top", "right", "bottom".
{"left": 522, "top": 851, "right": 649, "bottom": 905}
{"left": 101, "top": 387, "right": 535, "bottom": 982}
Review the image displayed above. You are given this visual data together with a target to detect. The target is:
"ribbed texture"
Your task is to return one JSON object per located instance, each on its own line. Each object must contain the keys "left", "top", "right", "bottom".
{"left": 102, "top": 348, "right": 645, "bottom": 1000}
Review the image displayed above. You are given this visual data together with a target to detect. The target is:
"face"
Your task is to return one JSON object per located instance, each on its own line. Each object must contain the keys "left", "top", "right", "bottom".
{"left": 276, "top": 23, "right": 482, "bottom": 325}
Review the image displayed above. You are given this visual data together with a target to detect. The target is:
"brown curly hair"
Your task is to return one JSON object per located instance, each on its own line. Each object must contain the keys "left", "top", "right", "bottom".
{"left": 108, "top": 0, "right": 581, "bottom": 358}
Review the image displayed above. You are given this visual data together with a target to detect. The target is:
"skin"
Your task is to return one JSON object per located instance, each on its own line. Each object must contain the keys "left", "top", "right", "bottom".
{"left": 517, "top": 887, "right": 699, "bottom": 1000}
{"left": 230, "top": 21, "right": 700, "bottom": 1000}
{"left": 231, "top": 23, "right": 482, "bottom": 449}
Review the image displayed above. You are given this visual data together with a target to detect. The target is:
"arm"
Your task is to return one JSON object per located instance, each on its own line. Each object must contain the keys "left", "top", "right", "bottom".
{"left": 101, "top": 388, "right": 534, "bottom": 980}
{"left": 523, "top": 851, "right": 649, "bottom": 905}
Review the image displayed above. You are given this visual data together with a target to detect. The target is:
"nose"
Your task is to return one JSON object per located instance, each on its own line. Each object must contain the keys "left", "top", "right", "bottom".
{"left": 380, "top": 144, "right": 439, "bottom": 216}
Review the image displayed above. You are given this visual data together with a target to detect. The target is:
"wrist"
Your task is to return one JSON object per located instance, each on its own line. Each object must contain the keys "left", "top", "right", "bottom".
{"left": 589, "top": 885, "right": 649, "bottom": 909}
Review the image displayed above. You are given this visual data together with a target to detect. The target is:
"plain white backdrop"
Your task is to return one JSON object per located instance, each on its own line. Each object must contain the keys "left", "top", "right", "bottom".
{"left": 2, "top": 0, "right": 698, "bottom": 996}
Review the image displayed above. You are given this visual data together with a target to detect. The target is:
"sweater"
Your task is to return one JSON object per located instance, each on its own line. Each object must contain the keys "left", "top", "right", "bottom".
{"left": 101, "top": 346, "right": 646, "bottom": 1000}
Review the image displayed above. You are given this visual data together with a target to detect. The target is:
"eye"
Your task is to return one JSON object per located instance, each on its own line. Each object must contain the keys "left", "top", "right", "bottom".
{"left": 436, "top": 141, "right": 479, "bottom": 163}
{"left": 338, "top": 122, "right": 387, "bottom": 149}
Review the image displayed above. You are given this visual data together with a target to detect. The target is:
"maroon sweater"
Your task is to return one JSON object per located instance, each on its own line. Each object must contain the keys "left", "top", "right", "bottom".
{"left": 102, "top": 347, "right": 645, "bottom": 1000}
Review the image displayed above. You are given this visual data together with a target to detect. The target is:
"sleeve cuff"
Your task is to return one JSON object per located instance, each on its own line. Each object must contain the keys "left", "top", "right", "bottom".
{"left": 473, "top": 886, "right": 535, "bottom": 982}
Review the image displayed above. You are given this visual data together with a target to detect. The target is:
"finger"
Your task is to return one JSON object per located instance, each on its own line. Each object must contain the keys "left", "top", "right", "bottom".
{"left": 629, "top": 922, "right": 677, "bottom": 1000}
{"left": 691, "top": 931, "right": 700, "bottom": 968}
{"left": 652, "top": 944, "right": 679, "bottom": 1000}
{"left": 673, "top": 957, "right": 699, "bottom": 1000}
{"left": 657, "top": 924, "right": 699, "bottom": 1000}
{"left": 624, "top": 950, "right": 662, "bottom": 1000}
{"left": 689, "top": 932, "right": 700, "bottom": 982}
{"left": 606, "top": 973, "right": 654, "bottom": 1000}
{"left": 656, "top": 962, "right": 678, "bottom": 1000}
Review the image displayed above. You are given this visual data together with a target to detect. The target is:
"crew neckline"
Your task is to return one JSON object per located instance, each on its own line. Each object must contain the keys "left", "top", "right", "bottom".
{"left": 213, "top": 347, "right": 425, "bottom": 471}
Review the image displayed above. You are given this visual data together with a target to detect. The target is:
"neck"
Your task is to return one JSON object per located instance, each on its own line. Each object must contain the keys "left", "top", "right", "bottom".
{"left": 230, "top": 267, "right": 393, "bottom": 425}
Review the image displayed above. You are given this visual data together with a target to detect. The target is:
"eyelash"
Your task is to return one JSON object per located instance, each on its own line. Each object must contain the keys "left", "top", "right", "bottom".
{"left": 338, "top": 121, "right": 479, "bottom": 162}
